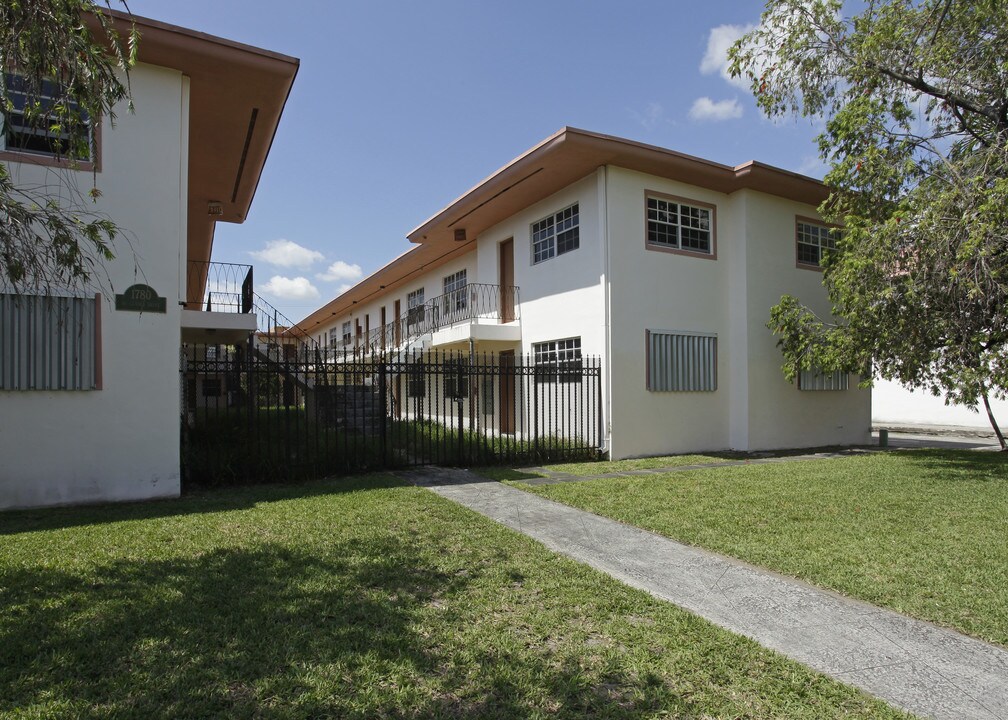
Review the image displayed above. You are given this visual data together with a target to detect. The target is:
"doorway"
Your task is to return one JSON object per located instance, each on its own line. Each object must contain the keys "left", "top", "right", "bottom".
{"left": 499, "top": 349, "right": 516, "bottom": 434}
{"left": 499, "top": 238, "right": 514, "bottom": 323}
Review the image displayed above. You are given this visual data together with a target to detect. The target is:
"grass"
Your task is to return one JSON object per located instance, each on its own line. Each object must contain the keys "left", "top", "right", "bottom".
{"left": 540, "top": 453, "right": 739, "bottom": 476}
{"left": 0, "top": 476, "right": 907, "bottom": 719}
{"left": 504, "top": 449, "right": 1008, "bottom": 647}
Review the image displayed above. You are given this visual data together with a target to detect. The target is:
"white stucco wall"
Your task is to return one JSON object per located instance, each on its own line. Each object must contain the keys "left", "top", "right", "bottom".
{"left": 600, "top": 171, "right": 870, "bottom": 458}
{"left": 0, "top": 64, "right": 188, "bottom": 509}
{"left": 604, "top": 167, "right": 734, "bottom": 458}
{"left": 872, "top": 380, "right": 1008, "bottom": 430}
{"left": 476, "top": 173, "right": 605, "bottom": 358}
{"left": 740, "top": 191, "right": 871, "bottom": 450}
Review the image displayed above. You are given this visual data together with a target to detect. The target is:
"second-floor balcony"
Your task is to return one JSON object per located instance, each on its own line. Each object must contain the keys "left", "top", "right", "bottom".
{"left": 182, "top": 260, "right": 256, "bottom": 344}
{"left": 321, "top": 283, "right": 521, "bottom": 360}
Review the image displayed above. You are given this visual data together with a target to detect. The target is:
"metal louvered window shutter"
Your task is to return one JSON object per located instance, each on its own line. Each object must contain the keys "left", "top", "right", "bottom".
{"left": 647, "top": 330, "right": 717, "bottom": 392}
{"left": 0, "top": 294, "right": 98, "bottom": 390}
{"left": 798, "top": 368, "right": 849, "bottom": 391}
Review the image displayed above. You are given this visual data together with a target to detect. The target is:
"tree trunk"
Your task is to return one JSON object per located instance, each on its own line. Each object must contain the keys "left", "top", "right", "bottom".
{"left": 981, "top": 390, "right": 1007, "bottom": 451}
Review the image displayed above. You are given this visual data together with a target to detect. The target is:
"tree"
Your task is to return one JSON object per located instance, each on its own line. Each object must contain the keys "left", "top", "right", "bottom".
{"left": 729, "top": 0, "right": 1008, "bottom": 449}
{"left": 0, "top": 0, "right": 137, "bottom": 295}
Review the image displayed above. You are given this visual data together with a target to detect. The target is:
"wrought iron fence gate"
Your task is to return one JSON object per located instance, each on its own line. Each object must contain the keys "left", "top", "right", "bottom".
{"left": 181, "top": 343, "right": 603, "bottom": 486}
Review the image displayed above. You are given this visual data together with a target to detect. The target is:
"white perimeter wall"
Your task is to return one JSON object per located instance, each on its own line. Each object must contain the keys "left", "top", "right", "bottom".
{"left": 873, "top": 380, "right": 1008, "bottom": 430}
{"left": 0, "top": 64, "right": 187, "bottom": 509}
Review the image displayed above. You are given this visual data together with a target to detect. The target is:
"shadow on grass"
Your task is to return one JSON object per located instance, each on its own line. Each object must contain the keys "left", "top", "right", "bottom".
{"left": 887, "top": 447, "right": 1008, "bottom": 479}
{"left": 1, "top": 537, "right": 675, "bottom": 718}
{"left": 0, "top": 473, "right": 412, "bottom": 537}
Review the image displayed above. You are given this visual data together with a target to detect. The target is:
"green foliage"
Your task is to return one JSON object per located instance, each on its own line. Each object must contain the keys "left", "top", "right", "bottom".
{"left": 730, "top": 0, "right": 1008, "bottom": 443}
{"left": 0, "top": 0, "right": 137, "bottom": 294}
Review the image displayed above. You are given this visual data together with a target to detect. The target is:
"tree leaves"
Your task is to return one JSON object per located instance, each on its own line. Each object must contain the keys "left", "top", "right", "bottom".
{"left": 732, "top": 0, "right": 1008, "bottom": 445}
{"left": 0, "top": 0, "right": 135, "bottom": 295}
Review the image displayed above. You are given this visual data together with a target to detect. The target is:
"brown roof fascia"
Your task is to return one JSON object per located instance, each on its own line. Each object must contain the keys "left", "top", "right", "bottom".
{"left": 407, "top": 127, "right": 828, "bottom": 246}
{"left": 295, "top": 240, "right": 477, "bottom": 334}
{"left": 298, "top": 129, "right": 829, "bottom": 335}
{"left": 86, "top": 9, "right": 299, "bottom": 306}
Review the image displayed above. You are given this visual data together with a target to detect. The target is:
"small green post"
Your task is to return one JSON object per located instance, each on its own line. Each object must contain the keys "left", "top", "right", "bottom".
{"left": 879, "top": 428, "right": 889, "bottom": 447}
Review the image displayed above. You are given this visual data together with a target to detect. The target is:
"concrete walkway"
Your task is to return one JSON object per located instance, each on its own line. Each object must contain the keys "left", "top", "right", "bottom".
{"left": 410, "top": 467, "right": 1008, "bottom": 720}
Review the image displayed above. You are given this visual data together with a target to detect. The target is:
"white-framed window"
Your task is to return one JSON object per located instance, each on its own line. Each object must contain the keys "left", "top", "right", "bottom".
{"left": 442, "top": 270, "right": 467, "bottom": 313}
{"left": 2, "top": 74, "right": 92, "bottom": 161}
{"left": 799, "top": 368, "right": 849, "bottom": 391}
{"left": 646, "top": 330, "right": 717, "bottom": 392}
{"left": 202, "top": 378, "right": 222, "bottom": 398}
{"left": 0, "top": 293, "right": 99, "bottom": 390}
{"left": 328, "top": 328, "right": 339, "bottom": 349}
{"left": 796, "top": 218, "right": 841, "bottom": 268}
{"left": 533, "top": 337, "right": 582, "bottom": 383}
{"left": 341, "top": 320, "right": 352, "bottom": 346}
{"left": 407, "top": 288, "right": 425, "bottom": 326}
{"left": 407, "top": 361, "right": 426, "bottom": 397}
{"left": 646, "top": 195, "right": 713, "bottom": 255}
{"left": 531, "top": 203, "right": 579, "bottom": 264}
{"left": 443, "top": 357, "right": 469, "bottom": 398}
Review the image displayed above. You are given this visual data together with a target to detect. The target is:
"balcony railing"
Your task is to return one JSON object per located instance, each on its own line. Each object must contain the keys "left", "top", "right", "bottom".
{"left": 186, "top": 260, "right": 253, "bottom": 314}
{"left": 319, "top": 283, "right": 520, "bottom": 361}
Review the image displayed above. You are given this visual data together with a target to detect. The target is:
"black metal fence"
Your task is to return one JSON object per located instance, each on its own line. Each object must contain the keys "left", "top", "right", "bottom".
{"left": 181, "top": 344, "right": 603, "bottom": 486}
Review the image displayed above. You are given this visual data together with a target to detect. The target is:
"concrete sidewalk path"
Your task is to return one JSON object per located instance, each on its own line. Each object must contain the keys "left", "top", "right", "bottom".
{"left": 409, "top": 467, "right": 1008, "bottom": 720}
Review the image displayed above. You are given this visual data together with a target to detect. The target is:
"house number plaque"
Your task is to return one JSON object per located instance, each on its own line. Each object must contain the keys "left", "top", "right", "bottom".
{"left": 115, "top": 284, "right": 167, "bottom": 313}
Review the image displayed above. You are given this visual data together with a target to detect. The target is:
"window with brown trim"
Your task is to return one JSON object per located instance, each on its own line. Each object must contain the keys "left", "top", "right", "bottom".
{"left": 796, "top": 218, "right": 841, "bottom": 269}
{"left": 531, "top": 203, "right": 579, "bottom": 264}
{"left": 1, "top": 74, "right": 97, "bottom": 167}
{"left": 645, "top": 193, "right": 716, "bottom": 258}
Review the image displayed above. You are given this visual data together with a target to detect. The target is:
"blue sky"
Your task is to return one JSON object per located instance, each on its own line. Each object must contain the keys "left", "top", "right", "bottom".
{"left": 126, "top": 0, "right": 826, "bottom": 322}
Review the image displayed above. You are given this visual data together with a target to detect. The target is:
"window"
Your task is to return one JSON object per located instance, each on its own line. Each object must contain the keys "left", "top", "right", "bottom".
{"left": 0, "top": 293, "right": 99, "bottom": 390}
{"left": 328, "top": 328, "right": 339, "bottom": 349}
{"left": 407, "top": 288, "right": 425, "bottom": 327}
{"left": 646, "top": 330, "right": 717, "bottom": 392}
{"left": 2, "top": 74, "right": 93, "bottom": 161}
{"left": 481, "top": 372, "right": 495, "bottom": 415}
{"left": 533, "top": 337, "right": 582, "bottom": 383}
{"left": 407, "top": 361, "right": 426, "bottom": 397}
{"left": 646, "top": 195, "right": 714, "bottom": 255}
{"left": 531, "top": 203, "right": 579, "bottom": 264}
{"left": 799, "top": 368, "right": 849, "bottom": 391}
{"left": 442, "top": 270, "right": 467, "bottom": 313}
{"left": 202, "top": 378, "right": 222, "bottom": 398}
{"left": 341, "top": 321, "right": 352, "bottom": 346}
{"left": 443, "top": 357, "right": 469, "bottom": 398}
{"left": 796, "top": 218, "right": 841, "bottom": 268}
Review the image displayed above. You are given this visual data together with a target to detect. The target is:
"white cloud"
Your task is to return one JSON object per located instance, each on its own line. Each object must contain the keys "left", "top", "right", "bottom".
{"left": 689, "top": 97, "right": 743, "bottom": 122}
{"left": 797, "top": 154, "right": 827, "bottom": 177}
{"left": 260, "top": 275, "right": 320, "bottom": 301}
{"left": 317, "top": 260, "right": 363, "bottom": 284}
{"left": 630, "top": 102, "right": 668, "bottom": 130}
{"left": 250, "top": 239, "right": 324, "bottom": 269}
{"left": 700, "top": 23, "right": 755, "bottom": 91}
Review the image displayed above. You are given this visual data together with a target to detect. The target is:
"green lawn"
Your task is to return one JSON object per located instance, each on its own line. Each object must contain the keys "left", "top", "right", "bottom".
{"left": 505, "top": 449, "right": 1008, "bottom": 647}
{"left": 540, "top": 453, "right": 740, "bottom": 476}
{"left": 0, "top": 477, "right": 906, "bottom": 719}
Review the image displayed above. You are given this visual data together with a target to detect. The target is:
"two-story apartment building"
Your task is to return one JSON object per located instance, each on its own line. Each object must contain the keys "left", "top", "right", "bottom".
{"left": 297, "top": 128, "right": 870, "bottom": 460}
{"left": 0, "top": 12, "right": 298, "bottom": 509}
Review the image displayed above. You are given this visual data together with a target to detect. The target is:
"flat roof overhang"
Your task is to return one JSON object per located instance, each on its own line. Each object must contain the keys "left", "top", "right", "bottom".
{"left": 91, "top": 11, "right": 299, "bottom": 303}
{"left": 407, "top": 127, "right": 829, "bottom": 249}
{"left": 296, "top": 127, "right": 830, "bottom": 335}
